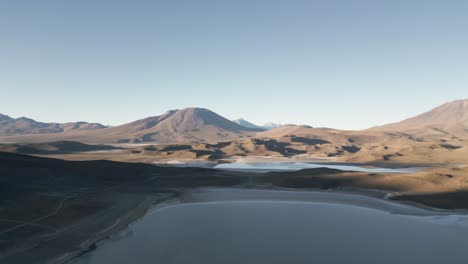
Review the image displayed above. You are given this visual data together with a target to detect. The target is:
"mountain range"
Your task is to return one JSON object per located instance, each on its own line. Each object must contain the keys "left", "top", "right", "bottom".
{"left": 0, "top": 114, "right": 106, "bottom": 135}
{"left": 1, "top": 100, "right": 467, "bottom": 147}
{"left": 0, "top": 108, "right": 263, "bottom": 144}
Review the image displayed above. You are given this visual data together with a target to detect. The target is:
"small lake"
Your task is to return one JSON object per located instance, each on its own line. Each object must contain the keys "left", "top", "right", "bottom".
{"left": 213, "top": 162, "right": 420, "bottom": 173}
{"left": 164, "top": 159, "right": 421, "bottom": 173}
{"left": 73, "top": 188, "right": 468, "bottom": 264}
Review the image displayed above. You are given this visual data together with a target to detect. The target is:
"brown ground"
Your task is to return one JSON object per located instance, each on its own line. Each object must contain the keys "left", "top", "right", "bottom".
{"left": 266, "top": 166, "right": 468, "bottom": 196}
{"left": 12, "top": 130, "right": 465, "bottom": 165}
{"left": 1, "top": 101, "right": 467, "bottom": 165}
{"left": 0, "top": 152, "right": 244, "bottom": 264}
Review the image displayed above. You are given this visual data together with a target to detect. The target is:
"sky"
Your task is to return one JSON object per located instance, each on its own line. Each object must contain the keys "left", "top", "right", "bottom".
{"left": 1, "top": 1, "right": 467, "bottom": 130}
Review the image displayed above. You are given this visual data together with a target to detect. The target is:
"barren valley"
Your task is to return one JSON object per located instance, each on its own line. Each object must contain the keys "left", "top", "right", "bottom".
{"left": 2, "top": 99, "right": 468, "bottom": 264}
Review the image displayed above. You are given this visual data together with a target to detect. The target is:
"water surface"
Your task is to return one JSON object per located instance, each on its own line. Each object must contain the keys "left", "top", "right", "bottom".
{"left": 164, "top": 159, "right": 421, "bottom": 173}
{"left": 73, "top": 189, "right": 468, "bottom": 264}
{"left": 214, "top": 162, "right": 419, "bottom": 173}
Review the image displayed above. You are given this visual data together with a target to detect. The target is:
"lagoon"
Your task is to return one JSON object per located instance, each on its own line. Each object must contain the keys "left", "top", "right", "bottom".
{"left": 73, "top": 188, "right": 468, "bottom": 264}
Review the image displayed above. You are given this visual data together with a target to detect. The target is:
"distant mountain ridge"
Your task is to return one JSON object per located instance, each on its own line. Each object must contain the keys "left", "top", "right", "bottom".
{"left": 233, "top": 118, "right": 282, "bottom": 131}
{"left": 0, "top": 108, "right": 263, "bottom": 143}
{"left": 0, "top": 115, "right": 107, "bottom": 135}
{"left": 232, "top": 118, "right": 264, "bottom": 130}
{"left": 262, "top": 122, "right": 283, "bottom": 130}
{"left": 1, "top": 100, "right": 468, "bottom": 144}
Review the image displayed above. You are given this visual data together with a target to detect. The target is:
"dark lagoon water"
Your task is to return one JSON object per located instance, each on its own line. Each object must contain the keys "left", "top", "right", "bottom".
{"left": 166, "top": 160, "right": 421, "bottom": 173}
{"left": 73, "top": 189, "right": 468, "bottom": 264}
{"left": 213, "top": 162, "right": 420, "bottom": 173}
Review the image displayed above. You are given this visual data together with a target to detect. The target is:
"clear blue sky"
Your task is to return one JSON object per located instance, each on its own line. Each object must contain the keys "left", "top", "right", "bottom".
{"left": 1, "top": 1, "right": 467, "bottom": 129}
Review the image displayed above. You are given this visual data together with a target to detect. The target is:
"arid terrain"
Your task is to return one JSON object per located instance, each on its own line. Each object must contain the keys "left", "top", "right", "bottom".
{"left": 1, "top": 100, "right": 468, "bottom": 164}
{"left": 2, "top": 151, "right": 468, "bottom": 264}
{"left": 2, "top": 99, "right": 468, "bottom": 264}
{"left": 3, "top": 1, "right": 467, "bottom": 263}
{"left": 2, "top": 100, "right": 468, "bottom": 198}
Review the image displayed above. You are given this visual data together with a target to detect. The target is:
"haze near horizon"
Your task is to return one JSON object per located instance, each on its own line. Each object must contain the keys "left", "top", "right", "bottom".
{"left": 1, "top": 1, "right": 467, "bottom": 129}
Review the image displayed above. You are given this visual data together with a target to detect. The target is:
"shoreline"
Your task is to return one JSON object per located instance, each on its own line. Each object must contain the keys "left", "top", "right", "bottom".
{"left": 34, "top": 151, "right": 451, "bottom": 169}
{"left": 66, "top": 186, "right": 468, "bottom": 263}
{"left": 52, "top": 191, "right": 180, "bottom": 264}
{"left": 3, "top": 151, "right": 468, "bottom": 264}
{"left": 4, "top": 179, "right": 468, "bottom": 264}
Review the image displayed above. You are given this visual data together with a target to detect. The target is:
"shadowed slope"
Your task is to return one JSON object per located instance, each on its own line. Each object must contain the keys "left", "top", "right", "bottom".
{"left": 0, "top": 141, "right": 121, "bottom": 154}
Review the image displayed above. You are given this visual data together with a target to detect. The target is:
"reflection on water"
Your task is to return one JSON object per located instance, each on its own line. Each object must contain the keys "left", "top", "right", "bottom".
{"left": 73, "top": 189, "right": 468, "bottom": 264}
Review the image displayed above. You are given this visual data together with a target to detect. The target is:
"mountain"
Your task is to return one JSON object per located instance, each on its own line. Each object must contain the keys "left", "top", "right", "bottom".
{"left": 60, "top": 122, "right": 107, "bottom": 131}
{"left": 0, "top": 115, "right": 107, "bottom": 135}
{"left": 371, "top": 99, "right": 468, "bottom": 135}
{"left": 0, "top": 108, "right": 263, "bottom": 144}
{"left": 233, "top": 118, "right": 264, "bottom": 130}
{"left": 0, "top": 117, "right": 63, "bottom": 134}
{"left": 106, "top": 107, "right": 264, "bottom": 143}
{"left": 262, "top": 122, "right": 283, "bottom": 130}
{"left": 3, "top": 100, "right": 467, "bottom": 148}
{"left": 233, "top": 119, "right": 283, "bottom": 131}
{"left": 0, "top": 114, "right": 13, "bottom": 122}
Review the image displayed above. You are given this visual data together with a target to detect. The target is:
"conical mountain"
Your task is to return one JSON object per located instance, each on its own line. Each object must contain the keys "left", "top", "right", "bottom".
{"left": 124, "top": 108, "right": 263, "bottom": 143}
